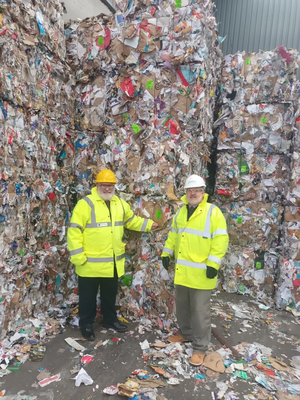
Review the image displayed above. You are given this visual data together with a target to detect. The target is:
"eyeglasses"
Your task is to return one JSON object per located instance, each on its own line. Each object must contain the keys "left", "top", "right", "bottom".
{"left": 186, "top": 188, "right": 205, "bottom": 193}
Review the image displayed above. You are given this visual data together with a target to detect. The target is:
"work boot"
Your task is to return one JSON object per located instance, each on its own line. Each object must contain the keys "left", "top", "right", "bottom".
{"left": 103, "top": 321, "right": 127, "bottom": 333}
{"left": 190, "top": 352, "right": 205, "bottom": 366}
{"left": 117, "top": 320, "right": 128, "bottom": 328}
{"left": 167, "top": 334, "right": 191, "bottom": 343}
{"left": 81, "top": 326, "right": 95, "bottom": 341}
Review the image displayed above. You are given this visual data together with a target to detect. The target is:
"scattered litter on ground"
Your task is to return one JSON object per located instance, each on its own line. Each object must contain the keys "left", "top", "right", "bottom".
{"left": 74, "top": 368, "right": 93, "bottom": 387}
{"left": 38, "top": 373, "right": 61, "bottom": 387}
{"left": 65, "top": 338, "right": 86, "bottom": 351}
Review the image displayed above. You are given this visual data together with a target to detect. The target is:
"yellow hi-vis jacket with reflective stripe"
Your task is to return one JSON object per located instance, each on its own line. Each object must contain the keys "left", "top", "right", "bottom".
{"left": 162, "top": 194, "right": 229, "bottom": 290}
{"left": 67, "top": 187, "right": 154, "bottom": 278}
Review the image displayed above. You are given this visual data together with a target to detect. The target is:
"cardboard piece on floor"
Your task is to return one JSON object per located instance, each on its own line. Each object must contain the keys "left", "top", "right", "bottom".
{"left": 225, "top": 365, "right": 234, "bottom": 373}
{"left": 257, "top": 394, "right": 269, "bottom": 400}
{"left": 95, "top": 340, "right": 103, "bottom": 349}
{"left": 276, "top": 393, "right": 299, "bottom": 400}
{"left": 204, "top": 352, "right": 225, "bottom": 373}
{"left": 150, "top": 342, "right": 167, "bottom": 348}
{"left": 205, "top": 368, "right": 220, "bottom": 378}
{"left": 37, "top": 370, "right": 51, "bottom": 381}
{"left": 269, "top": 357, "right": 288, "bottom": 371}
{"left": 70, "top": 368, "right": 80, "bottom": 375}
{"left": 130, "top": 377, "right": 166, "bottom": 388}
{"left": 117, "top": 382, "right": 139, "bottom": 397}
{"left": 151, "top": 351, "right": 166, "bottom": 359}
{"left": 65, "top": 337, "right": 86, "bottom": 351}
{"left": 257, "top": 388, "right": 270, "bottom": 399}
{"left": 151, "top": 366, "right": 167, "bottom": 377}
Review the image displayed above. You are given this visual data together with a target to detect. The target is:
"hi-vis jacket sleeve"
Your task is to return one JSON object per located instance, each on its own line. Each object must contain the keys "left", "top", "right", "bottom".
{"left": 161, "top": 211, "right": 178, "bottom": 258}
{"left": 121, "top": 199, "right": 154, "bottom": 232}
{"left": 67, "top": 199, "right": 90, "bottom": 266}
{"left": 206, "top": 206, "right": 229, "bottom": 270}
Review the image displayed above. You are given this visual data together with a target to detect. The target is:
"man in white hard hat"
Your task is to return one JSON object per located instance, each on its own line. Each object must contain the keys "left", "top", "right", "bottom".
{"left": 161, "top": 175, "right": 229, "bottom": 366}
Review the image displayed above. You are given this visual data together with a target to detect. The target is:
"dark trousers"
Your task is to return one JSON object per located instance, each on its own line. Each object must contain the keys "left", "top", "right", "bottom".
{"left": 78, "top": 266, "right": 118, "bottom": 328}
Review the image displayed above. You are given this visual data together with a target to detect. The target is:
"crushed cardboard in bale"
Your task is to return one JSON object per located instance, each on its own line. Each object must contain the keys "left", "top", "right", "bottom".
{"left": 214, "top": 47, "right": 300, "bottom": 305}
{"left": 66, "top": 0, "right": 223, "bottom": 323}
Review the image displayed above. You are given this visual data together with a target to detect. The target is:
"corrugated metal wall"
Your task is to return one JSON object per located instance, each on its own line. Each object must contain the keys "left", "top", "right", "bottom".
{"left": 214, "top": 0, "right": 300, "bottom": 56}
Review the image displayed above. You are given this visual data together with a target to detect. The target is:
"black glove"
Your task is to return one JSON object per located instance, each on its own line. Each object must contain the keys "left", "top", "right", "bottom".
{"left": 161, "top": 257, "right": 170, "bottom": 270}
{"left": 206, "top": 266, "right": 218, "bottom": 279}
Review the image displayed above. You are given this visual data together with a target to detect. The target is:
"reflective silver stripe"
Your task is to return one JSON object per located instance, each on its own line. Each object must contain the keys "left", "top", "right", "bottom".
{"left": 86, "top": 257, "right": 114, "bottom": 263}
{"left": 175, "top": 259, "right": 207, "bottom": 269}
{"left": 116, "top": 253, "right": 125, "bottom": 261}
{"left": 125, "top": 215, "right": 135, "bottom": 225}
{"left": 163, "top": 247, "right": 174, "bottom": 256}
{"left": 141, "top": 219, "right": 148, "bottom": 231}
{"left": 203, "top": 205, "right": 216, "bottom": 238}
{"left": 115, "top": 221, "right": 124, "bottom": 226}
{"left": 69, "top": 223, "right": 83, "bottom": 232}
{"left": 178, "top": 227, "right": 207, "bottom": 237}
{"left": 212, "top": 229, "right": 228, "bottom": 237}
{"left": 174, "top": 205, "right": 217, "bottom": 238}
{"left": 83, "top": 197, "right": 96, "bottom": 224}
{"left": 86, "top": 222, "right": 112, "bottom": 228}
{"left": 174, "top": 209, "right": 181, "bottom": 232}
{"left": 208, "top": 255, "right": 222, "bottom": 265}
{"left": 69, "top": 247, "right": 84, "bottom": 256}
{"left": 119, "top": 198, "right": 125, "bottom": 222}
{"left": 170, "top": 227, "right": 176, "bottom": 233}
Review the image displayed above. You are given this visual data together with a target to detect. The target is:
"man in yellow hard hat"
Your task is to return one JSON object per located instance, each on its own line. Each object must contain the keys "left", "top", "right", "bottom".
{"left": 161, "top": 175, "right": 228, "bottom": 366}
{"left": 67, "top": 169, "right": 158, "bottom": 340}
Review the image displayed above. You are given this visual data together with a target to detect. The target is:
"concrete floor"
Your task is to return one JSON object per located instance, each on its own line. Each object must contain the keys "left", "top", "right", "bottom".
{"left": 1, "top": 293, "right": 299, "bottom": 399}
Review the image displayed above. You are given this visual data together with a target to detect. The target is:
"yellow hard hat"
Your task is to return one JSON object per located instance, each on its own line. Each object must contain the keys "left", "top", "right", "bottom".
{"left": 95, "top": 169, "right": 117, "bottom": 184}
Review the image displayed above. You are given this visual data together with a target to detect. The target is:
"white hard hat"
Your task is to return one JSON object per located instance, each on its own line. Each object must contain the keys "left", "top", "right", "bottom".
{"left": 184, "top": 175, "right": 206, "bottom": 189}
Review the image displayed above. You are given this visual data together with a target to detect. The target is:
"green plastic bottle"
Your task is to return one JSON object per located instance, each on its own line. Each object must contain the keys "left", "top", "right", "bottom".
{"left": 238, "top": 154, "right": 250, "bottom": 176}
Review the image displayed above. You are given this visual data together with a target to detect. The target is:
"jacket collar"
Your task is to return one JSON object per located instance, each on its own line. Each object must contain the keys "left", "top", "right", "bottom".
{"left": 91, "top": 187, "right": 117, "bottom": 202}
{"left": 181, "top": 193, "right": 209, "bottom": 208}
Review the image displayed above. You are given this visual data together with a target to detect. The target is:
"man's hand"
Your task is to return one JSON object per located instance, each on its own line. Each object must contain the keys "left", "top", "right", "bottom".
{"left": 206, "top": 266, "right": 218, "bottom": 279}
{"left": 151, "top": 222, "right": 158, "bottom": 230}
{"left": 161, "top": 257, "right": 170, "bottom": 270}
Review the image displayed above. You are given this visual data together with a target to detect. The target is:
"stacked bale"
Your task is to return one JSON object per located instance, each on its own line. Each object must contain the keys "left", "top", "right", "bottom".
{"left": 65, "top": 0, "right": 223, "bottom": 322}
{"left": 276, "top": 104, "right": 300, "bottom": 314}
{"left": 214, "top": 48, "right": 299, "bottom": 303}
{"left": 0, "top": 1, "right": 75, "bottom": 336}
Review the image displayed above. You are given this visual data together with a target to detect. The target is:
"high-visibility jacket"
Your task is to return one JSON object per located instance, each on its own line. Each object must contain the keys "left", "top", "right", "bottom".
{"left": 67, "top": 187, "right": 154, "bottom": 278}
{"left": 162, "top": 194, "right": 229, "bottom": 290}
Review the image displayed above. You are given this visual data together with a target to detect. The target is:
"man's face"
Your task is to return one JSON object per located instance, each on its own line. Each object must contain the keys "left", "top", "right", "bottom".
{"left": 186, "top": 187, "right": 205, "bottom": 206}
{"left": 97, "top": 183, "right": 115, "bottom": 200}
